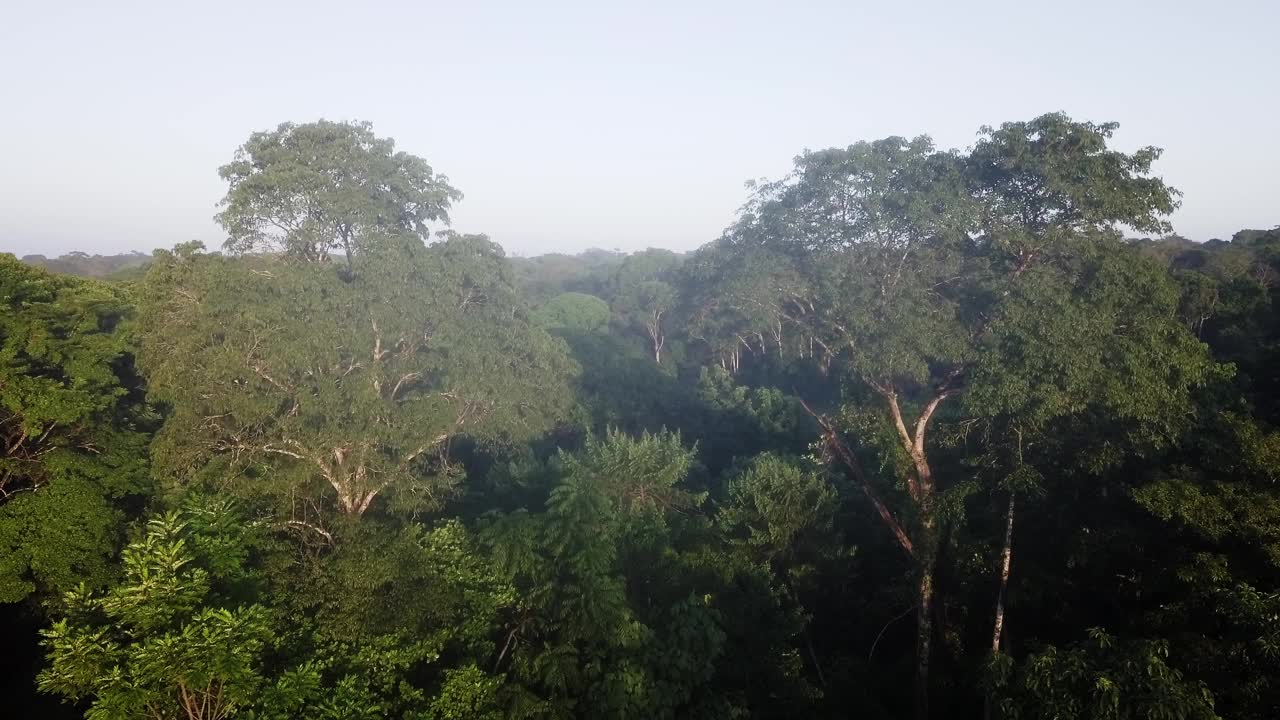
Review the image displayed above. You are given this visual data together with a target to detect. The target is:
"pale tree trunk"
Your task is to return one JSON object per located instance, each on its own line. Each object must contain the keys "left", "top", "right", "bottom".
{"left": 881, "top": 378, "right": 959, "bottom": 720}
{"left": 911, "top": 459, "right": 938, "bottom": 720}
{"left": 800, "top": 398, "right": 915, "bottom": 556}
{"left": 984, "top": 493, "right": 1016, "bottom": 720}
{"left": 799, "top": 372, "right": 961, "bottom": 720}
{"left": 312, "top": 444, "right": 388, "bottom": 518}
{"left": 339, "top": 224, "right": 355, "bottom": 275}
{"left": 991, "top": 494, "right": 1015, "bottom": 654}
{"left": 648, "top": 311, "right": 665, "bottom": 364}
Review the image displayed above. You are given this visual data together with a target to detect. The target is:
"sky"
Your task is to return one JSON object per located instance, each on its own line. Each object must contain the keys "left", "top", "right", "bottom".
{"left": 1, "top": 0, "right": 1277, "bottom": 258}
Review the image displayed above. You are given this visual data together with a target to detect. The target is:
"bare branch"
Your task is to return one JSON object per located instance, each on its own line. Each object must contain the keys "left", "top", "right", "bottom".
{"left": 878, "top": 385, "right": 917, "bottom": 457}
{"left": 798, "top": 397, "right": 914, "bottom": 556}
{"left": 912, "top": 366, "right": 965, "bottom": 459}
{"left": 390, "top": 372, "right": 422, "bottom": 399}
{"left": 283, "top": 520, "right": 334, "bottom": 545}
{"left": 262, "top": 444, "right": 306, "bottom": 460}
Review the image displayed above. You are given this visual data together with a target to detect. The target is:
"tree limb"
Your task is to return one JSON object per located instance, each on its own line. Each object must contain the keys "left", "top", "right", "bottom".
{"left": 798, "top": 397, "right": 914, "bottom": 556}
{"left": 283, "top": 519, "right": 334, "bottom": 545}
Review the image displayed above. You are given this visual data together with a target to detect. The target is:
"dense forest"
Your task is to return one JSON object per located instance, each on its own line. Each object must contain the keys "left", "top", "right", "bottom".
{"left": 18, "top": 252, "right": 152, "bottom": 281}
{"left": 2, "top": 116, "right": 1277, "bottom": 720}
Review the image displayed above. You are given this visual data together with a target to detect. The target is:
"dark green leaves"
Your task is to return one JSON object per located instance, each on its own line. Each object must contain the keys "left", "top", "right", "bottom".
{"left": 0, "top": 256, "right": 152, "bottom": 602}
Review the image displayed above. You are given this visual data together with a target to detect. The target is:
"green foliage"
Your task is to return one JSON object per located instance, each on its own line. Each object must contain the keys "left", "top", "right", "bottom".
{"left": 1128, "top": 412, "right": 1280, "bottom": 718}
{"left": 532, "top": 292, "right": 611, "bottom": 334}
{"left": 483, "top": 430, "right": 725, "bottom": 718}
{"left": 285, "top": 519, "right": 514, "bottom": 649}
{"left": 0, "top": 255, "right": 152, "bottom": 602}
{"left": 509, "top": 250, "right": 625, "bottom": 304}
{"left": 691, "top": 367, "right": 814, "bottom": 473}
{"left": 137, "top": 238, "right": 575, "bottom": 517}
{"left": 720, "top": 454, "right": 838, "bottom": 566}
{"left": 556, "top": 329, "right": 685, "bottom": 433}
{"left": 38, "top": 503, "right": 511, "bottom": 720}
{"left": 964, "top": 240, "right": 1217, "bottom": 464}
{"left": 216, "top": 120, "right": 462, "bottom": 267}
{"left": 20, "top": 252, "right": 151, "bottom": 280}
{"left": 1162, "top": 228, "right": 1280, "bottom": 423}
{"left": 38, "top": 512, "right": 274, "bottom": 719}
{"left": 680, "top": 114, "right": 1216, "bottom": 720}
{"left": 9, "top": 115, "right": 1280, "bottom": 720}
{"left": 715, "top": 114, "right": 1203, "bottom": 432}
{"left": 969, "top": 113, "right": 1178, "bottom": 240}
{"left": 606, "top": 249, "right": 683, "bottom": 363}
{"left": 990, "top": 629, "right": 1219, "bottom": 720}
{"left": 681, "top": 241, "right": 807, "bottom": 371}
{"left": 425, "top": 665, "right": 504, "bottom": 720}
{"left": 0, "top": 478, "right": 124, "bottom": 603}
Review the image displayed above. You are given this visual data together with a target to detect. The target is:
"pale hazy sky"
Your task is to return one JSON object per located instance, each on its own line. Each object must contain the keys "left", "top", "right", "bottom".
{"left": 1, "top": 0, "right": 1276, "bottom": 258}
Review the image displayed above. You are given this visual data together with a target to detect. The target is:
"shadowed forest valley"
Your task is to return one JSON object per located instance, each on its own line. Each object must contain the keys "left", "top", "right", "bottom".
{"left": 2, "top": 116, "right": 1278, "bottom": 720}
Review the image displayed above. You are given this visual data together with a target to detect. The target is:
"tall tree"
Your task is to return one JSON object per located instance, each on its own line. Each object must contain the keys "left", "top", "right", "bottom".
{"left": 137, "top": 237, "right": 575, "bottom": 520}
{"left": 682, "top": 242, "right": 808, "bottom": 373}
{"left": 606, "top": 249, "right": 682, "bottom": 364}
{"left": 706, "top": 114, "right": 1212, "bottom": 719}
{"left": 216, "top": 120, "right": 462, "bottom": 271}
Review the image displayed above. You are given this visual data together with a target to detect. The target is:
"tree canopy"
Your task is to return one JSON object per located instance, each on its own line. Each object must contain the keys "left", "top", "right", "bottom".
{"left": 137, "top": 236, "right": 575, "bottom": 518}
{"left": 6, "top": 115, "right": 1279, "bottom": 720}
{"left": 216, "top": 120, "right": 462, "bottom": 270}
{"left": 0, "top": 256, "right": 152, "bottom": 603}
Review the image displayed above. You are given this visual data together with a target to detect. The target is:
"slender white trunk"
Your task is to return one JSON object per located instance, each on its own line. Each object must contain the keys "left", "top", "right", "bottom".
{"left": 984, "top": 493, "right": 1016, "bottom": 720}
{"left": 991, "top": 494, "right": 1015, "bottom": 654}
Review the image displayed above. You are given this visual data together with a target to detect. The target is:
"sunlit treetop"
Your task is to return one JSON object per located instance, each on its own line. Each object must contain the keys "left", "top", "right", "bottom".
{"left": 216, "top": 120, "right": 462, "bottom": 270}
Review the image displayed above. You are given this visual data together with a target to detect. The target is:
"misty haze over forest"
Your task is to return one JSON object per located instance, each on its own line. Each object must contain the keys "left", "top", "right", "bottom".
{"left": 2, "top": 1, "right": 1277, "bottom": 257}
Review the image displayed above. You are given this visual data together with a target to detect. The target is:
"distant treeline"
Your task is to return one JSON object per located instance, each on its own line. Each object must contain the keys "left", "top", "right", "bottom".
{"left": 18, "top": 228, "right": 1273, "bottom": 293}
{"left": 20, "top": 251, "right": 151, "bottom": 280}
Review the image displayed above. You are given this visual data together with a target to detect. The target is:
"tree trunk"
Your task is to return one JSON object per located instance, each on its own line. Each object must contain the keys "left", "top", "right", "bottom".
{"left": 984, "top": 493, "right": 1016, "bottom": 720}
{"left": 649, "top": 311, "right": 664, "bottom": 365}
{"left": 340, "top": 225, "right": 355, "bottom": 276}
{"left": 800, "top": 385, "right": 957, "bottom": 720}
{"left": 991, "top": 494, "right": 1015, "bottom": 654}
{"left": 914, "top": 511, "right": 937, "bottom": 720}
{"left": 915, "top": 567, "right": 934, "bottom": 720}
{"left": 909, "top": 447, "right": 938, "bottom": 720}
